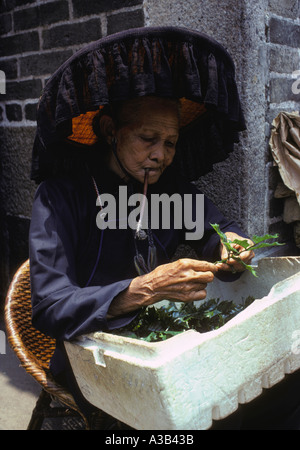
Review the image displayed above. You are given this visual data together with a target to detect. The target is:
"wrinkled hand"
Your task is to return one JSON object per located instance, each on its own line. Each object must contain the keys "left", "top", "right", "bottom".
{"left": 107, "top": 258, "right": 217, "bottom": 319}
{"left": 216, "top": 232, "right": 255, "bottom": 273}
{"left": 146, "top": 258, "right": 217, "bottom": 304}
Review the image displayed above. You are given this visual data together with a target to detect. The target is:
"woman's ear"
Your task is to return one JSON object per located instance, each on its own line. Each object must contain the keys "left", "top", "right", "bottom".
{"left": 99, "top": 114, "right": 116, "bottom": 145}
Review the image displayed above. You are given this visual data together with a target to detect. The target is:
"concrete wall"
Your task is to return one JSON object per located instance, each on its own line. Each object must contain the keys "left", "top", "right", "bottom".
{"left": 145, "top": 0, "right": 300, "bottom": 239}
{"left": 0, "top": 0, "right": 300, "bottom": 307}
{"left": 266, "top": 0, "right": 300, "bottom": 237}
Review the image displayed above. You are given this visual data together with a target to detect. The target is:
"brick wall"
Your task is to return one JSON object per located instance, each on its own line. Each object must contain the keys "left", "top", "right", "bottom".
{"left": 0, "top": 0, "right": 144, "bottom": 125}
{"left": 266, "top": 0, "right": 300, "bottom": 240}
{"left": 0, "top": 0, "right": 144, "bottom": 308}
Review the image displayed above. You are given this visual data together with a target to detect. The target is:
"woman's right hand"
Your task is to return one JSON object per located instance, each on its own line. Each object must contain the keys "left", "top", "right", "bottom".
{"left": 107, "top": 258, "right": 217, "bottom": 319}
{"left": 144, "top": 258, "right": 217, "bottom": 305}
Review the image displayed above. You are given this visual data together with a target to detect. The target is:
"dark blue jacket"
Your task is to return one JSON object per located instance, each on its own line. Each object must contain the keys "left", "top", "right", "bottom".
{"left": 29, "top": 165, "right": 245, "bottom": 379}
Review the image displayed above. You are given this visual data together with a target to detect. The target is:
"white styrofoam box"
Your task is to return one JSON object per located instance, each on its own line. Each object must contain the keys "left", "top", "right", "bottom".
{"left": 205, "top": 255, "right": 300, "bottom": 304}
{"left": 64, "top": 257, "right": 300, "bottom": 429}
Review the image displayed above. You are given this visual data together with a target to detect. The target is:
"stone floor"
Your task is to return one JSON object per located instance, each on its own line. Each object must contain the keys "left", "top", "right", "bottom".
{"left": 0, "top": 318, "right": 85, "bottom": 430}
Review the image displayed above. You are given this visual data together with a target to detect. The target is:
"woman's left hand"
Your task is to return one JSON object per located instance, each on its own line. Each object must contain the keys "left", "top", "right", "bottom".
{"left": 216, "top": 232, "right": 255, "bottom": 273}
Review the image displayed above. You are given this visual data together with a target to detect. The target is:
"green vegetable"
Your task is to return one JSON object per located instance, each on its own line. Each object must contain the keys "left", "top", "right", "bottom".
{"left": 112, "top": 297, "right": 255, "bottom": 342}
{"left": 112, "top": 225, "right": 285, "bottom": 342}
{"left": 210, "top": 223, "right": 285, "bottom": 277}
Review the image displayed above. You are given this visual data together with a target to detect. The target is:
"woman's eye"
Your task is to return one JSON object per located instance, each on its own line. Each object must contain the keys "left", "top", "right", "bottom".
{"left": 141, "top": 136, "right": 155, "bottom": 143}
{"left": 165, "top": 141, "right": 176, "bottom": 148}
{"left": 140, "top": 136, "right": 176, "bottom": 148}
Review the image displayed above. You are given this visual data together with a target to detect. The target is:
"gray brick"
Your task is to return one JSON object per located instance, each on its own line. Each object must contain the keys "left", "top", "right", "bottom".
{"left": 269, "top": 17, "right": 300, "bottom": 48}
{"left": 0, "top": 0, "right": 36, "bottom": 14}
{"left": 268, "top": 0, "right": 299, "bottom": 19}
{"left": 40, "top": 1, "right": 70, "bottom": 26}
{"left": 0, "top": 31, "right": 39, "bottom": 57}
{"left": 25, "top": 102, "right": 37, "bottom": 121}
{"left": 107, "top": 9, "right": 144, "bottom": 35}
{"left": 42, "top": 19, "right": 102, "bottom": 49}
{"left": 6, "top": 103, "right": 22, "bottom": 121}
{"left": 270, "top": 77, "right": 300, "bottom": 103}
{"left": 14, "top": 1, "right": 70, "bottom": 31}
{"left": 0, "top": 58, "right": 18, "bottom": 79}
{"left": 0, "top": 126, "right": 36, "bottom": 217}
{"left": 5, "top": 79, "right": 42, "bottom": 100}
{"left": 72, "top": 0, "right": 143, "bottom": 18}
{"left": 269, "top": 46, "right": 300, "bottom": 74}
{"left": 20, "top": 50, "right": 73, "bottom": 77}
{"left": 0, "top": 13, "right": 12, "bottom": 34}
{"left": 14, "top": 6, "right": 39, "bottom": 31}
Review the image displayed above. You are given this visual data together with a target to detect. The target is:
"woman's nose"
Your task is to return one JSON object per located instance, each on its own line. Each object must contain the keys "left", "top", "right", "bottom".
{"left": 149, "top": 142, "right": 165, "bottom": 162}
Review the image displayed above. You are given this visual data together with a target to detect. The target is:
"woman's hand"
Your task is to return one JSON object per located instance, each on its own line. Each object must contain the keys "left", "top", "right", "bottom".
{"left": 107, "top": 258, "right": 217, "bottom": 319}
{"left": 216, "top": 232, "right": 255, "bottom": 273}
{"left": 144, "top": 258, "right": 218, "bottom": 304}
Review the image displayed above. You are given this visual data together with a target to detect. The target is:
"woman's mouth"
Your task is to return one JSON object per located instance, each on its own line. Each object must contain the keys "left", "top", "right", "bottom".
{"left": 140, "top": 167, "right": 163, "bottom": 184}
{"left": 144, "top": 167, "right": 161, "bottom": 174}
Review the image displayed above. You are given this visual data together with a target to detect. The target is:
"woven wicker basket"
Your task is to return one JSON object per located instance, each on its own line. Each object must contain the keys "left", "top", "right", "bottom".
{"left": 4, "top": 259, "right": 89, "bottom": 429}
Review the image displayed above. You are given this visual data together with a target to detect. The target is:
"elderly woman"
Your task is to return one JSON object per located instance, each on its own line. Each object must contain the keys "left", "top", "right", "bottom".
{"left": 29, "top": 93, "right": 253, "bottom": 425}
{"left": 29, "top": 27, "right": 300, "bottom": 430}
{"left": 30, "top": 95, "right": 252, "bottom": 339}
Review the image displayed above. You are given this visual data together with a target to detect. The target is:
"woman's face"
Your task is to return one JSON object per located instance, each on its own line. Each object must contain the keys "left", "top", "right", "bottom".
{"left": 109, "top": 97, "right": 180, "bottom": 184}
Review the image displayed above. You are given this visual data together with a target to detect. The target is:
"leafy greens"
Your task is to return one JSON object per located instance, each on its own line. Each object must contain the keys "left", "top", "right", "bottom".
{"left": 111, "top": 225, "right": 285, "bottom": 342}
{"left": 112, "top": 297, "right": 255, "bottom": 342}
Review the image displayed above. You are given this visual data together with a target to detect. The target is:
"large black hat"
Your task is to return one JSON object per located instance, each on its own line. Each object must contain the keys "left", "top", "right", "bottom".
{"left": 31, "top": 26, "right": 246, "bottom": 183}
